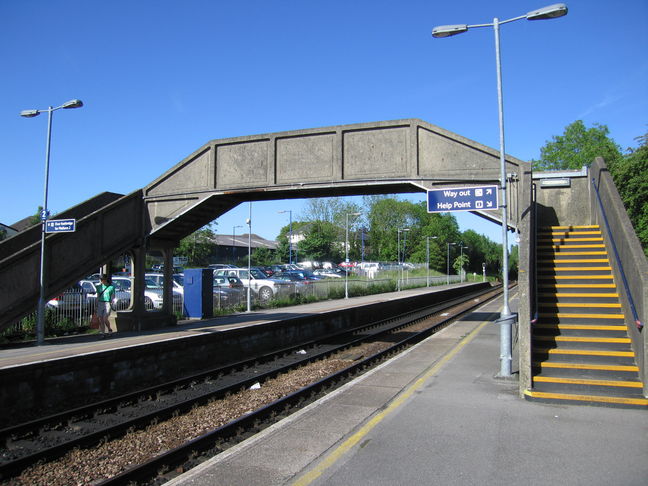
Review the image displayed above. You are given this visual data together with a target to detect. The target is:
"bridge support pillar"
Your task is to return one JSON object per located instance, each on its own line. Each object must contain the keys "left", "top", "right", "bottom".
{"left": 115, "top": 246, "right": 177, "bottom": 332}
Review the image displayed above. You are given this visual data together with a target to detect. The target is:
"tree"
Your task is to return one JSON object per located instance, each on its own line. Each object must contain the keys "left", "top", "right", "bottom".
{"left": 0, "top": 228, "right": 6, "bottom": 241}
{"left": 532, "top": 120, "right": 622, "bottom": 171}
{"left": 609, "top": 132, "right": 648, "bottom": 256}
{"left": 175, "top": 225, "right": 217, "bottom": 267}
{"left": 297, "top": 221, "right": 342, "bottom": 262}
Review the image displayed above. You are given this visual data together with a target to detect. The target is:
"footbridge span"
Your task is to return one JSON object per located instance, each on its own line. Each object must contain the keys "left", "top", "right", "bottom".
{"left": 0, "top": 118, "right": 531, "bottom": 332}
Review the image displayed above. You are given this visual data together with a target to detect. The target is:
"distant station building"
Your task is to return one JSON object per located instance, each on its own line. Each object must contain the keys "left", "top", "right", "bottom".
{"left": 211, "top": 233, "right": 278, "bottom": 264}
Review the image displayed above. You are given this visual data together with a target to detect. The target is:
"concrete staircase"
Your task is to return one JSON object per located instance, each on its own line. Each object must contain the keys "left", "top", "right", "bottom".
{"left": 525, "top": 225, "right": 648, "bottom": 408}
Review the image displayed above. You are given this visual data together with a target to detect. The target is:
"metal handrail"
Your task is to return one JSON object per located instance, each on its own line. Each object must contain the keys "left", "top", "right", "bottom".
{"left": 591, "top": 178, "right": 643, "bottom": 329}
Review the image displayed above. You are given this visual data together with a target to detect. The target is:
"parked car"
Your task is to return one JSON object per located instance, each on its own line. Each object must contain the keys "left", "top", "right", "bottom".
{"left": 110, "top": 276, "right": 182, "bottom": 310}
{"left": 312, "top": 268, "right": 344, "bottom": 278}
{"left": 47, "top": 282, "right": 89, "bottom": 314}
{"left": 145, "top": 272, "right": 185, "bottom": 295}
{"left": 213, "top": 274, "right": 246, "bottom": 306}
{"left": 214, "top": 268, "right": 295, "bottom": 302}
{"left": 271, "top": 272, "right": 309, "bottom": 294}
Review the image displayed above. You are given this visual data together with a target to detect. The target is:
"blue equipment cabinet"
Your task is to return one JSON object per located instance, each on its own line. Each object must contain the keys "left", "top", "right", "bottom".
{"left": 183, "top": 268, "right": 213, "bottom": 319}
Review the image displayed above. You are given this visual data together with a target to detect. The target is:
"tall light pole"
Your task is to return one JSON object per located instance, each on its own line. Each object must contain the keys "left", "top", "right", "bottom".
{"left": 20, "top": 99, "right": 84, "bottom": 346}
{"left": 278, "top": 210, "right": 293, "bottom": 265}
{"left": 433, "top": 3, "right": 568, "bottom": 377}
{"left": 397, "top": 228, "right": 409, "bottom": 291}
{"left": 232, "top": 225, "right": 242, "bottom": 263}
{"left": 426, "top": 236, "right": 438, "bottom": 287}
{"left": 447, "top": 242, "right": 456, "bottom": 285}
{"left": 246, "top": 202, "right": 252, "bottom": 312}
{"left": 345, "top": 212, "right": 361, "bottom": 299}
{"left": 460, "top": 245, "right": 469, "bottom": 282}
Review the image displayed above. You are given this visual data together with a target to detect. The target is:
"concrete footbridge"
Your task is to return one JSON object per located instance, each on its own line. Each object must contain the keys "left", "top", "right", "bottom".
{"left": 1, "top": 118, "right": 646, "bottom": 400}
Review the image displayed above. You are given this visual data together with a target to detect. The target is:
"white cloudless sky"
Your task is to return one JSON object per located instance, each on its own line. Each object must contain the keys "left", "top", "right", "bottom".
{"left": 2, "top": 0, "right": 646, "bottom": 245}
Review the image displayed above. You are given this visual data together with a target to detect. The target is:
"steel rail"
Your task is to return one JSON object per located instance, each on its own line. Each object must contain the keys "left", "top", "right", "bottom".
{"left": 0, "top": 285, "right": 501, "bottom": 482}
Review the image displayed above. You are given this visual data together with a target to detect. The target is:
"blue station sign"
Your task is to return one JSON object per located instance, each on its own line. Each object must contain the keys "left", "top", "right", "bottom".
{"left": 427, "top": 185, "right": 499, "bottom": 213}
{"left": 45, "top": 218, "right": 76, "bottom": 233}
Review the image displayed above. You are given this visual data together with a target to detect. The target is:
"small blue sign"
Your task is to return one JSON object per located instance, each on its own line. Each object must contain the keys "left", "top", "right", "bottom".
{"left": 45, "top": 218, "right": 76, "bottom": 233}
{"left": 427, "top": 185, "right": 499, "bottom": 213}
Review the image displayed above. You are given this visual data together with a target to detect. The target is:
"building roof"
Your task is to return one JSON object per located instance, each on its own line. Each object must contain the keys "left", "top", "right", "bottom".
{"left": 211, "top": 233, "right": 277, "bottom": 250}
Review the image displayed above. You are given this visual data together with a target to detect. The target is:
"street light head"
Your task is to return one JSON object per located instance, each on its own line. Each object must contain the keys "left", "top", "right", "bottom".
{"left": 432, "top": 24, "right": 468, "bottom": 38}
{"left": 62, "top": 99, "right": 83, "bottom": 109}
{"left": 526, "top": 3, "right": 568, "bottom": 20}
{"left": 20, "top": 109, "right": 40, "bottom": 118}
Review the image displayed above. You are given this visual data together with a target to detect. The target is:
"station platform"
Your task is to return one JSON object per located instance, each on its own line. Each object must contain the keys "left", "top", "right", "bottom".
{"left": 166, "top": 292, "right": 648, "bottom": 486}
{"left": 0, "top": 283, "right": 474, "bottom": 370}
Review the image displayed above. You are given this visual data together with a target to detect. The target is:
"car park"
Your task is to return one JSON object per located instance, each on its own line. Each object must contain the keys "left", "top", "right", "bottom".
{"left": 214, "top": 268, "right": 295, "bottom": 302}
{"left": 145, "top": 272, "right": 185, "bottom": 295}
{"left": 47, "top": 282, "right": 89, "bottom": 314}
{"left": 213, "top": 274, "right": 246, "bottom": 306}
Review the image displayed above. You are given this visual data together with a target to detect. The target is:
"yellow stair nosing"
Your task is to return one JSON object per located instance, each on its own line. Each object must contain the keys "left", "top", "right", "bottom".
{"left": 538, "top": 303, "right": 622, "bottom": 308}
{"left": 537, "top": 251, "right": 607, "bottom": 256}
{"left": 538, "top": 312, "right": 624, "bottom": 319}
{"left": 533, "top": 376, "right": 643, "bottom": 388}
{"left": 538, "top": 244, "right": 606, "bottom": 249}
{"left": 538, "top": 284, "right": 616, "bottom": 289}
{"left": 539, "top": 267, "right": 612, "bottom": 272}
{"left": 538, "top": 259, "right": 610, "bottom": 264}
{"left": 524, "top": 390, "right": 648, "bottom": 406}
{"left": 532, "top": 361, "right": 639, "bottom": 372}
{"left": 539, "top": 275, "right": 614, "bottom": 280}
{"left": 541, "top": 225, "right": 600, "bottom": 230}
{"left": 534, "top": 323, "right": 627, "bottom": 331}
{"left": 534, "top": 335, "right": 631, "bottom": 344}
{"left": 538, "top": 293, "right": 619, "bottom": 298}
{"left": 534, "top": 347, "right": 634, "bottom": 357}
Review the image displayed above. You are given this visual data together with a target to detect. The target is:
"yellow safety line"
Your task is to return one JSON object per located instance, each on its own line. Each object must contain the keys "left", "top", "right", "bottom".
{"left": 537, "top": 251, "right": 607, "bottom": 256}
{"left": 538, "top": 284, "right": 616, "bottom": 289}
{"left": 541, "top": 267, "right": 612, "bottom": 272}
{"left": 537, "top": 259, "right": 609, "bottom": 264}
{"left": 536, "top": 347, "right": 634, "bottom": 357}
{"left": 524, "top": 390, "right": 648, "bottom": 406}
{"left": 538, "top": 244, "right": 606, "bottom": 249}
{"left": 542, "top": 225, "right": 600, "bottom": 230}
{"left": 534, "top": 335, "right": 630, "bottom": 344}
{"left": 538, "top": 293, "right": 619, "bottom": 298}
{"left": 290, "top": 319, "right": 490, "bottom": 486}
{"left": 538, "top": 312, "right": 624, "bottom": 319}
{"left": 539, "top": 303, "right": 621, "bottom": 308}
{"left": 540, "top": 275, "right": 613, "bottom": 280}
{"left": 533, "top": 376, "right": 643, "bottom": 388}
{"left": 532, "top": 361, "right": 639, "bottom": 372}
{"left": 533, "top": 324, "right": 626, "bottom": 331}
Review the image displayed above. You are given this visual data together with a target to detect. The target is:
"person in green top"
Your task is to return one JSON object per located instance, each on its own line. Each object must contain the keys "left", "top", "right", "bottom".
{"left": 95, "top": 274, "right": 116, "bottom": 337}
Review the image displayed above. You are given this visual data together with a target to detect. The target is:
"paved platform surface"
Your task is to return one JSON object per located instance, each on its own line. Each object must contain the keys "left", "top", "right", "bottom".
{"left": 0, "top": 283, "right": 473, "bottom": 369}
{"left": 166, "top": 292, "right": 648, "bottom": 486}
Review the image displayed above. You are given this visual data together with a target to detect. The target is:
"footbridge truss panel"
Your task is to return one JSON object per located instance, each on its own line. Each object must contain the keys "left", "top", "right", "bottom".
{"left": 143, "top": 119, "right": 530, "bottom": 244}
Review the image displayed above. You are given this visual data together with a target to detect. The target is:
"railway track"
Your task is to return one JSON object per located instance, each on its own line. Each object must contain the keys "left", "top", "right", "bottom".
{"left": 1, "top": 284, "right": 503, "bottom": 485}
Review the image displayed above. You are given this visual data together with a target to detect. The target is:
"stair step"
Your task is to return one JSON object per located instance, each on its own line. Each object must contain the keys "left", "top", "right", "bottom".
{"left": 534, "top": 323, "right": 627, "bottom": 332}
{"left": 524, "top": 390, "right": 648, "bottom": 408}
{"left": 534, "top": 335, "right": 631, "bottom": 344}
{"left": 532, "top": 361, "right": 639, "bottom": 373}
{"left": 541, "top": 225, "right": 600, "bottom": 230}
{"left": 538, "top": 293, "right": 619, "bottom": 298}
{"left": 534, "top": 347, "right": 634, "bottom": 358}
{"left": 539, "top": 303, "right": 621, "bottom": 309}
{"left": 533, "top": 376, "right": 643, "bottom": 388}
{"left": 538, "top": 283, "right": 616, "bottom": 290}
{"left": 536, "top": 251, "right": 607, "bottom": 256}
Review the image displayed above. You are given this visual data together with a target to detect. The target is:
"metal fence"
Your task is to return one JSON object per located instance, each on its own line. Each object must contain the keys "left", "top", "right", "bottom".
{"left": 3, "top": 274, "right": 462, "bottom": 340}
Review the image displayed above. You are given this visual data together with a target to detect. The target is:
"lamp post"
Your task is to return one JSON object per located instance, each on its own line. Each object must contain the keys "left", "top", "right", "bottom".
{"left": 278, "top": 210, "right": 293, "bottom": 265}
{"left": 460, "top": 245, "right": 469, "bottom": 282}
{"left": 345, "top": 212, "right": 361, "bottom": 299}
{"left": 446, "top": 242, "right": 456, "bottom": 285}
{"left": 20, "top": 99, "right": 84, "bottom": 346}
{"left": 426, "top": 236, "right": 438, "bottom": 287}
{"left": 246, "top": 202, "right": 252, "bottom": 312}
{"left": 433, "top": 3, "right": 568, "bottom": 377}
{"left": 397, "top": 228, "right": 410, "bottom": 291}
{"left": 232, "top": 225, "right": 242, "bottom": 264}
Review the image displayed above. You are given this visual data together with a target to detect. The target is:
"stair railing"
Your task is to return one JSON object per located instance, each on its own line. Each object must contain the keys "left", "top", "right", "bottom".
{"left": 591, "top": 178, "right": 643, "bottom": 329}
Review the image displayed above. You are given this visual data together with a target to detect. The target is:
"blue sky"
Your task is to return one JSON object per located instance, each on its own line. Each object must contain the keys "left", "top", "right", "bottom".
{"left": 2, "top": 0, "right": 646, "bottom": 245}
